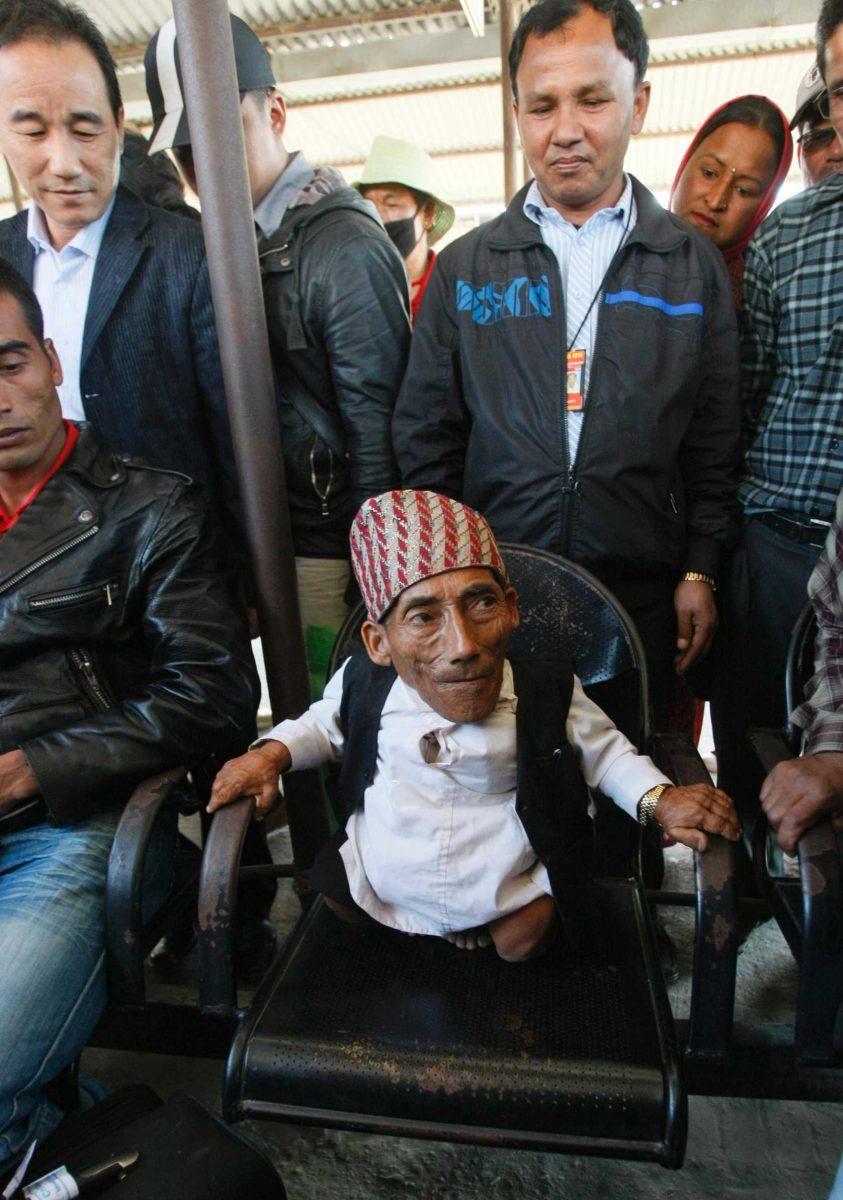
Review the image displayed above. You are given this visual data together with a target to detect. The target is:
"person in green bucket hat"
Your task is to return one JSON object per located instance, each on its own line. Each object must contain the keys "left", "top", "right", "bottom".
{"left": 355, "top": 136, "right": 455, "bottom": 324}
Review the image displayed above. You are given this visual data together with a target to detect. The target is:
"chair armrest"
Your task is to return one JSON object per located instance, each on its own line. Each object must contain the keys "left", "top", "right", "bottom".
{"left": 748, "top": 729, "right": 843, "bottom": 1062}
{"left": 796, "top": 817, "right": 843, "bottom": 1065}
{"left": 653, "top": 734, "right": 738, "bottom": 1063}
{"left": 198, "top": 795, "right": 255, "bottom": 1018}
{"left": 746, "top": 726, "right": 796, "bottom": 776}
{"left": 105, "top": 768, "right": 186, "bottom": 1009}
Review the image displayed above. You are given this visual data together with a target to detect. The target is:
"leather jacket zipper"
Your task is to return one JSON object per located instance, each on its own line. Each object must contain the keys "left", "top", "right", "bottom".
{"left": 0, "top": 526, "right": 99, "bottom": 597}
{"left": 70, "top": 647, "right": 115, "bottom": 713}
{"left": 29, "top": 581, "right": 118, "bottom": 611}
{"left": 310, "top": 438, "right": 334, "bottom": 518}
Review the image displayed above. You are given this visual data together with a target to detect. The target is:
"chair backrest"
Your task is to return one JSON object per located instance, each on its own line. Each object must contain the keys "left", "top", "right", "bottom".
{"left": 786, "top": 600, "right": 818, "bottom": 743}
{"left": 329, "top": 544, "right": 651, "bottom": 748}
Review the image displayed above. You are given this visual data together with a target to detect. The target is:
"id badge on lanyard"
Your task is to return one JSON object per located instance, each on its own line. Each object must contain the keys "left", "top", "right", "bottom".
{"left": 566, "top": 348, "right": 586, "bottom": 412}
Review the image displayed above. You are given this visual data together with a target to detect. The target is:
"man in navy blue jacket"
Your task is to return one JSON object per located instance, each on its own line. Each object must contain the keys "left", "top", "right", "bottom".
{"left": 0, "top": 0, "right": 241, "bottom": 557}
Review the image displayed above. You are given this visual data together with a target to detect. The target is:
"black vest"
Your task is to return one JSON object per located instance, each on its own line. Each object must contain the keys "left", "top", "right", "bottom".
{"left": 335, "top": 652, "right": 595, "bottom": 947}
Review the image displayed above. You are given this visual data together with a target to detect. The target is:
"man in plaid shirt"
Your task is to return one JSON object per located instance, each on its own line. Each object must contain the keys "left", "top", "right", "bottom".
{"left": 761, "top": 491, "right": 843, "bottom": 852}
{"left": 712, "top": 0, "right": 843, "bottom": 816}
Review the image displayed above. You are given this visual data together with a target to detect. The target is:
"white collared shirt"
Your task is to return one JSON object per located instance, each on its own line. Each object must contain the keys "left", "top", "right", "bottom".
{"left": 523, "top": 176, "right": 636, "bottom": 465}
{"left": 268, "top": 659, "right": 669, "bottom": 937}
{"left": 28, "top": 197, "right": 116, "bottom": 421}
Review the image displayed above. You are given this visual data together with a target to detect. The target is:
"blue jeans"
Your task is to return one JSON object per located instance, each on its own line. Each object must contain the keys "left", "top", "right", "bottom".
{"left": 0, "top": 805, "right": 175, "bottom": 1168}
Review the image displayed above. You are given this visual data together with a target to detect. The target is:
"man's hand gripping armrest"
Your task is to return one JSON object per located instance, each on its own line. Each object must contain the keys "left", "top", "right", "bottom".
{"left": 760, "top": 752, "right": 843, "bottom": 854}
{"left": 654, "top": 784, "right": 741, "bottom": 852}
{"left": 208, "top": 741, "right": 292, "bottom": 821}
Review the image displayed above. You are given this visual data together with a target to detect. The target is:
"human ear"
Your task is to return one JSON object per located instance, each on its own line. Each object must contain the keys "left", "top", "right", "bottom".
{"left": 43, "top": 338, "right": 63, "bottom": 387}
{"left": 269, "top": 89, "right": 287, "bottom": 140}
{"left": 361, "top": 618, "right": 394, "bottom": 667}
{"left": 631, "top": 81, "right": 650, "bottom": 136}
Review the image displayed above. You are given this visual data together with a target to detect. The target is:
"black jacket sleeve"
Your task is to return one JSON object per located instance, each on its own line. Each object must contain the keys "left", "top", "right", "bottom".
{"left": 22, "top": 486, "right": 259, "bottom": 824}
{"left": 392, "top": 254, "right": 469, "bottom": 499}
{"left": 679, "top": 247, "right": 741, "bottom": 577}
{"left": 320, "top": 230, "right": 410, "bottom": 513}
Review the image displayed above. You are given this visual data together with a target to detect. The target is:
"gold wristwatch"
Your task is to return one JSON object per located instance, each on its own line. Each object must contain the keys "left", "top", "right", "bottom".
{"left": 681, "top": 570, "right": 717, "bottom": 591}
{"left": 638, "top": 783, "right": 670, "bottom": 827}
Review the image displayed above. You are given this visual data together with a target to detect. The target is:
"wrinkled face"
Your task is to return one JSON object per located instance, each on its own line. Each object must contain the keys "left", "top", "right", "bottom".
{"left": 361, "top": 566, "right": 520, "bottom": 724}
{"left": 672, "top": 122, "right": 779, "bottom": 250}
{"left": 515, "top": 7, "right": 649, "bottom": 224}
{"left": 0, "top": 38, "right": 122, "bottom": 251}
{"left": 798, "top": 113, "right": 843, "bottom": 187}
{"left": 0, "top": 292, "right": 63, "bottom": 479}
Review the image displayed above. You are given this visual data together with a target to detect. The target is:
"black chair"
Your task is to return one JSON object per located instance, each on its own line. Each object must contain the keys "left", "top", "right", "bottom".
{"left": 748, "top": 602, "right": 843, "bottom": 1066}
{"left": 89, "top": 767, "right": 240, "bottom": 1060}
{"left": 208, "top": 546, "right": 738, "bottom": 1167}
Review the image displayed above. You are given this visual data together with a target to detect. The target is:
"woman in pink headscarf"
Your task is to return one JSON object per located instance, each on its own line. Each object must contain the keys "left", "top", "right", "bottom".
{"left": 671, "top": 95, "right": 793, "bottom": 310}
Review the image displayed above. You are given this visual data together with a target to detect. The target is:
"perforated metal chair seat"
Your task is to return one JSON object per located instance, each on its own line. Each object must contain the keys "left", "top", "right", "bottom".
{"left": 226, "top": 880, "right": 684, "bottom": 1164}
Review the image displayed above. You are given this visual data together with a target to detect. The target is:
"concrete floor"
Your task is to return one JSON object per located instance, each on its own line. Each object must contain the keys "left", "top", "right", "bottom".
{"left": 83, "top": 821, "right": 843, "bottom": 1200}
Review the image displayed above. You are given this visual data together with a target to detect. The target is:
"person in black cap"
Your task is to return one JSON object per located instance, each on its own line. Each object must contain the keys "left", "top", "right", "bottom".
{"left": 145, "top": 16, "right": 412, "bottom": 701}
{"left": 791, "top": 60, "right": 843, "bottom": 188}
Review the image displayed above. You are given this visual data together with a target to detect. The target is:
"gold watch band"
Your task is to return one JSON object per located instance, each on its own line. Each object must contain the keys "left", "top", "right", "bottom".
{"left": 681, "top": 571, "right": 717, "bottom": 591}
{"left": 638, "top": 783, "right": 670, "bottom": 827}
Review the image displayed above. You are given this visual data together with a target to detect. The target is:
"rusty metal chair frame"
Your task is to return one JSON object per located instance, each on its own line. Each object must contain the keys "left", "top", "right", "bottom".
{"left": 747, "top": 602, "right": 843, "bottom": 1066}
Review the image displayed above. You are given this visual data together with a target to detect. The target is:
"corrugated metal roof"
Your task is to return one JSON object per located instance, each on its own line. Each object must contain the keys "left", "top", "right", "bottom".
{"left": 0, "top": 9, "right": 820, "bottom": 215}
{"left": 81, "top": 0, "right": 478, "bottom": 61}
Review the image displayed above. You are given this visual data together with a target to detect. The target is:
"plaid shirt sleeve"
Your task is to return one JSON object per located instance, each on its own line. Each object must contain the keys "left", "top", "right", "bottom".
{"left": 739, "top": 236, "right": 779, "bottom": 446}
{"left": 792, "top": 494, "right": 843, "bottom": 753}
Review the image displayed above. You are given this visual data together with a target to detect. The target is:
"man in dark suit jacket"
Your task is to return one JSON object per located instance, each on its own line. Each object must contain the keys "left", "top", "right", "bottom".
{"left": 0, "top": 0, "right": 275, "bottom": 973}
{"left": 0, "top": 0, "right": 240, "bottom": 556}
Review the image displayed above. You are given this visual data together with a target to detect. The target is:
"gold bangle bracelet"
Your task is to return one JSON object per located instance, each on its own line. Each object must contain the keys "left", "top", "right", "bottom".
{"left": 681, "top": 571, "right": 717, "bottom": 590}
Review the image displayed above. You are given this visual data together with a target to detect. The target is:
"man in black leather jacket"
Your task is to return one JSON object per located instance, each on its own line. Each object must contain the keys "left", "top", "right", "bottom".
{"left": 145, "top": 14, "right": 411, "bottom": 698}
{"left": 0, "top": 262, "right": 258, "bottom": 1170}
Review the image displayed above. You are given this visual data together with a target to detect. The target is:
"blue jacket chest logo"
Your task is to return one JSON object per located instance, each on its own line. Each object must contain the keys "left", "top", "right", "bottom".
{"left": 456, "top": 275, "right": 552, "bottom": 325}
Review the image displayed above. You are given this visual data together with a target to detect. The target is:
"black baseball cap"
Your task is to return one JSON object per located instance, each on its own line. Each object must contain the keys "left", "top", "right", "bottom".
{"left": 145, "top": 14, "right": 276, "bottom": 155}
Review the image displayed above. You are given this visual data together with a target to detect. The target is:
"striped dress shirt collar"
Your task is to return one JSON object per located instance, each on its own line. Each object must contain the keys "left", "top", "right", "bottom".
{"left": 27, "top": 195, "right": 115, "bottom": 262}
{"left": 522, "top": 174, "right": 634, "bottom": 233}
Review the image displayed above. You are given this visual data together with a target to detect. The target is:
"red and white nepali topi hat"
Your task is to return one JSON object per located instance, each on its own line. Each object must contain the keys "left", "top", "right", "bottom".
{"left": 349, "top": 489, "right": 507, "bottom": 622}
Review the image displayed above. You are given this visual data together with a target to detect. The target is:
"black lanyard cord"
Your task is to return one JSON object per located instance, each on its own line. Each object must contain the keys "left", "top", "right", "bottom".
{"left": 565, "top": 198, "right": 634, "bottom": 353}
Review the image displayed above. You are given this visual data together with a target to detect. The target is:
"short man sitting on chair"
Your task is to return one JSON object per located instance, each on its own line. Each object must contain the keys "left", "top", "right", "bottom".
{"left": 211, "top": 491, "right": 739, "bottom": 960}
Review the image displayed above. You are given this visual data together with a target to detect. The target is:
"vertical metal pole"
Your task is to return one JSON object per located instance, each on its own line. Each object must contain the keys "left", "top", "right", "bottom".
{"left": 171, "top": 0, "right": 328, "bottom": 872}
{"left": 500, "top": 0, "right": 519, "bottom": 204}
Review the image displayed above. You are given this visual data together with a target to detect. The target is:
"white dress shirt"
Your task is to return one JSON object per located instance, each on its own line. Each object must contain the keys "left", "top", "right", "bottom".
{"left": 523, "top": 176, "right": 636, "bottom": 465}
{"left": 267, "top": 659, "right": 670, "bottom": 937}
{"left": 28, "top": 198, "right": 116, "bottom": 422}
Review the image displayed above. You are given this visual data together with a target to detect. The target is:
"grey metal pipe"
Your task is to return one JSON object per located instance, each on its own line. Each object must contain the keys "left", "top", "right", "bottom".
{"left": 171, "top": 0, "right": 328, "bottom": 867}
{"left": 499, "top": 0, "right": 519, "bottom": 204}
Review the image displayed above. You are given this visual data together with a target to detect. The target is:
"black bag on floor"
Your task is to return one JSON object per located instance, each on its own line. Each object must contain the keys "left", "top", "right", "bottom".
{"left": 13, "top": 1085, "right": 285, "bottom": 1199}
